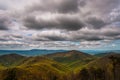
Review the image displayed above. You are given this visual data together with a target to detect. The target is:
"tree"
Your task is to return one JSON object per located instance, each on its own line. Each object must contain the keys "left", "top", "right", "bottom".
{"left": 109, "top": 55, "right": 117, "bottom": 80}
{"left": 95, "top": 68, "right": 105, "bottom": 80}
{"left": 78, "top": 68, "right": 90, "bottom": 80}
{"left": 4, "top": 69, "right": 17, "bottom": 80}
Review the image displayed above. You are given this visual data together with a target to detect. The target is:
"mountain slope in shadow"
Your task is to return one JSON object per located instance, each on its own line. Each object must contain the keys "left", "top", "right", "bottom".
{"left": 77, "top": 53, "right": 120, "bottom": 80}
{"left": 0, "top": 54, "right": 26, "bottom": 67}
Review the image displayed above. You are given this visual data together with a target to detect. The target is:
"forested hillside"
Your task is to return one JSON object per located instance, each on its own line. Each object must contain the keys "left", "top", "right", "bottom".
{"left": 0, "top": 51, "right": 119, "bottom": 80}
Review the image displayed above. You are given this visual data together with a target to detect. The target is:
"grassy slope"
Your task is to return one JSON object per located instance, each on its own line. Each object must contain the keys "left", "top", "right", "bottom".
{"left": 0, "top": 64, "right": 6, "bottom": 70}
{"left": 19, "top": 56, "right": 70, "bottom": 73}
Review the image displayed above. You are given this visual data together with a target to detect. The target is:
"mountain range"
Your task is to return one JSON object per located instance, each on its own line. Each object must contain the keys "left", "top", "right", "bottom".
{"left": 0, "top": 49, "right": 67, "bottom": 56}
{"left": 0, "top": 50, "right": 119, "bottom": 80}
{"left": 0, "top": 49, "right": 120, "bottom": 56}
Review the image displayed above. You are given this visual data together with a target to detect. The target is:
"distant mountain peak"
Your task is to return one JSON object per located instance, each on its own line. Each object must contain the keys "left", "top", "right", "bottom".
{"left": 68, "top": 50, "right": 86, "bottom": 53}
{"left": 69, "top": 50, "right": 79, "bottom": 52}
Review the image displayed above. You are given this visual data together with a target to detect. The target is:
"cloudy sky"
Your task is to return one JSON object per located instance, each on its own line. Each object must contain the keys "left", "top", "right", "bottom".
{"left": 0, "top": 0, "right": 120, "bottom": 50}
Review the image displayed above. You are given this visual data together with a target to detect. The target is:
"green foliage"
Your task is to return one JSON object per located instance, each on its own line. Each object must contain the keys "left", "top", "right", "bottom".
{"left": 46, "top": 50, "right": 96, "bottom": 69}
{"left": 0, "top": 54, "right": 26, "bottom": 67}
{"left": 0, "top": 52, "right": 119, "bottom": 80}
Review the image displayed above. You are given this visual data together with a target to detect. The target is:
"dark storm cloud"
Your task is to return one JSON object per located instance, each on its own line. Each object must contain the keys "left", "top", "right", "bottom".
{"left": 0, "top": 38, "right": 8, "bottom": 41}
{"left": 0, "top": 13, "right": 13, "bottom": 30}
{"left": 23, "top": 14, "right": 84, "bottom": 31}
{"left": 0, "top": 18, "right": 9, "bottom": 30}
{"left": 27, "top": 0, "right": 79, "bottom": 13}
{"left": 21, "top": 0, "right": 86, "bottom": 31}
{"left": 86, "top": 17, "right": 107, "bottom": 29}
{"left": 103, "top": 28, "right": 120, "bottom": 37}
{"left": 35, "top": 36, "right": 66, "bottom": 41}
{"left": 75, "top": 35, "right": 103, "bottom": 41}
{"left": 46, "top": 36, "right": 66, "bottom": 41}
{"left": 57, "top": 16, "right": 84, "bottom": 30}
{"left": 58, "top": 0, "right": 79, "bottom": 13}
{"left": 22, "top": 0, "right": 120, "bottom": 31}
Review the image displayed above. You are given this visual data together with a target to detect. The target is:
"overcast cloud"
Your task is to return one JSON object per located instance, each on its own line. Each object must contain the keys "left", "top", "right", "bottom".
{"left": 0, "top": 0, "right": 120, "bottom": 50}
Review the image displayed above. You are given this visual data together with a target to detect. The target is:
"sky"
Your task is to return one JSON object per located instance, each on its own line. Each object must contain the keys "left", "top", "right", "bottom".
{"left": 0, "top": 0, "right": 120, "bottom": 50}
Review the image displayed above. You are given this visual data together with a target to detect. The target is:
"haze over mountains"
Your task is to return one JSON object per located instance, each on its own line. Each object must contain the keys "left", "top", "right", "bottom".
{"left": 0, "top": 49, "right": 67, "bottom": 56}
{"left": 0, "top": 49, "right": 120, "bottom": 56}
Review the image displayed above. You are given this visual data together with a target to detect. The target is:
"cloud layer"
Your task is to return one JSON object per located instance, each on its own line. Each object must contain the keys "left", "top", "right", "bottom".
{"left": 0, "top": 0, "right": 120, "bottom": 50}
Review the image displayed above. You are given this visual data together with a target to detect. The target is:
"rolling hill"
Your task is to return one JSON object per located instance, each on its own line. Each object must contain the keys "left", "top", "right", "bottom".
{"left": 0, "top": 51, "right": 119, "bottom": 80}
{"left": 86, "top": 53, "right": 120, "bottom": 68}
{"left": 0, "top": 51, "right": 97, "bottom": 80}
{"left": 19, "top": 56, "right": 70, "bottom": 73}
{"left": 75, "top": 53, "right": 120, "bottom": 80}
{"left": 0, "top": 56, "right": 71, "bottom": 80}
{"left": 45, "top": 50, "right": 96, "bottom": 69}
{"left": 0, "top": 54, "right": 26, "bottom": 67}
